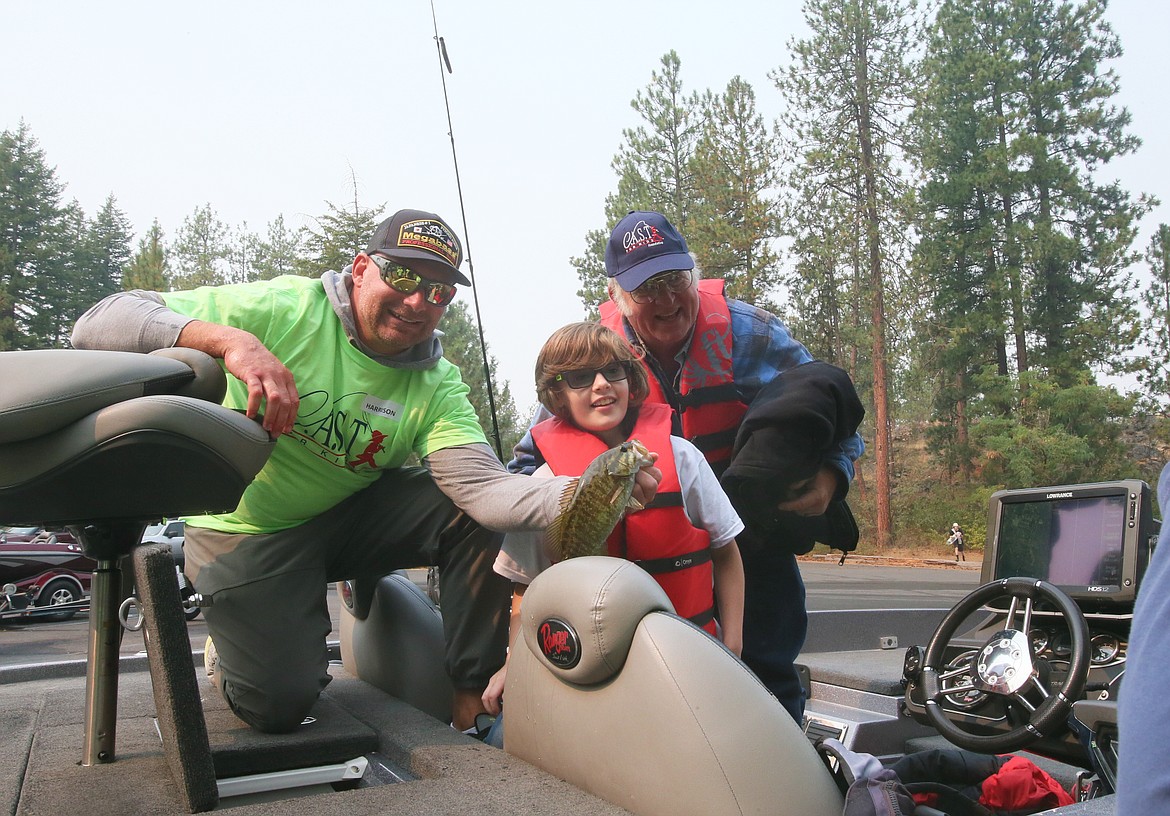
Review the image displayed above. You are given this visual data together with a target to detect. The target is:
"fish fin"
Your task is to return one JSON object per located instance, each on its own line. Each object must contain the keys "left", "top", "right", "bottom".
{"left": 545, "top": 515, "right": 565, "bottom": 556}
{"left": 545, "top": 477, "right": 578, "bottom": 559}
{"left": 625, "top": 495, "right": 644, "bottom": 512}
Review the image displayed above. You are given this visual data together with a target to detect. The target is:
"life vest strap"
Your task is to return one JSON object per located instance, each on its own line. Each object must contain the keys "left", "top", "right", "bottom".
{"left": 687, "top": 607, "right": 715, "bottom": 628}
{"left": 678, "top": 382, "right": 740, "bottom": 408}
{"left": 689, "top": 427, "right": 738, "bottom": 455}
{"left": 645, "top": 490, "right": 683, "bottom": 510}
{"left": 635, "top": 547, "right": 712, "bottom": 574}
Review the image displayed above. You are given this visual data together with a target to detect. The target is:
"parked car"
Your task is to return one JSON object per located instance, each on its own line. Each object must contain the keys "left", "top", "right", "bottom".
{"left": 140, "top": 520, "right": 186, "bottom": 569}
{"left": 0, "top": 526, "right": 93, "bottom": 620}
{"left": 139, "top": 520, "right": 198, "bottom": 620}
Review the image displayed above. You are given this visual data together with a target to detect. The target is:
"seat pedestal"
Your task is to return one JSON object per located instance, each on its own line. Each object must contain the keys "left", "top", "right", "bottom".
{"left": 74, "top": 521, "right": 220, "bottom": 810}
{"left": 83, "top": 556, "right": 128, "bottom": 765}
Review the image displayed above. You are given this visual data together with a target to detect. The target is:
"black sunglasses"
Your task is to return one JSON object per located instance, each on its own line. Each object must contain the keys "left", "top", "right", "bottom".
{"left": 367, "top": 254, "right": 458, "bottom": 306}
{"left": 555, "top": 362, "right": 630, "bottom": 390}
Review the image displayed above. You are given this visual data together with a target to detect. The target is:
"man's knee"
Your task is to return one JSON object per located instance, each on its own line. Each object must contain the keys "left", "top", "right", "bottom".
{"left": 222, "top": 672, "right": 326, "bottom": 733}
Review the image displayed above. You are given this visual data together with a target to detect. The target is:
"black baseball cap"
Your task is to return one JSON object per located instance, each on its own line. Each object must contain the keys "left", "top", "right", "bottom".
{"left": 366, "top": 209, "right": 469, "bottom": 286}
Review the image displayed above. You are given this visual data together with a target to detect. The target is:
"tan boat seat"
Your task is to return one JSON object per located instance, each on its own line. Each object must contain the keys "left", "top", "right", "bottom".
{"left": 504, "top": 555, "right": 844, "bottom": 816}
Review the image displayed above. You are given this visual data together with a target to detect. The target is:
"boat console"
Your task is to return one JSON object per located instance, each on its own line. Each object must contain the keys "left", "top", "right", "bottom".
{"left": 901, "top": 481, "right": 1157, "bottom": 765}
{"left": 792, "top": 479, "right": 1160, "bottom": 812}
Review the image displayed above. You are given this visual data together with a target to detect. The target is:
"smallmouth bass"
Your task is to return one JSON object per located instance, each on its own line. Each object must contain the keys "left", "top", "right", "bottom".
{"left": 547, "top": 440, "right": 653, "bottom": 561}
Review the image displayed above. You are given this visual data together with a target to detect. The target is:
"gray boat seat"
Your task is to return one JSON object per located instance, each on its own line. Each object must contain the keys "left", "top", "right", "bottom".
{"left": 0, "top": 348, "right": 272, "bottom": 526}
{"left": 339, "top": 570, "right": 454, "bottom": 724}
{"left": 503, "top": 556, "right": 845, "bottom": 816}
{"left": 0, "top": 347, "right": 274, "bottom": 812}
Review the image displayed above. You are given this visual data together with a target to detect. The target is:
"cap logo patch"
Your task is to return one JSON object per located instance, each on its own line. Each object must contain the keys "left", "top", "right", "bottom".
{"left": 397, "top": 218, "right": 459, "bottom": 266}
{"left": 621, "top": 219, "right": 665, "bottom": 256}
{"left": 538, "top": 617, "right": 581, "bottom": 669}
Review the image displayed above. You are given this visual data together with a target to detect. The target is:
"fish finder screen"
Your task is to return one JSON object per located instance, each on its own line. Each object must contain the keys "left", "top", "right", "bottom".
{"left": 994, "top": 494, "right": 1126, "bottom": 589}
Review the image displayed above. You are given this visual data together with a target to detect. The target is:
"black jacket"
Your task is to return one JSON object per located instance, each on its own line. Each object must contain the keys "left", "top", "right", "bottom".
{"left": 720, "top": 362, "right": 865, "bottom": 555}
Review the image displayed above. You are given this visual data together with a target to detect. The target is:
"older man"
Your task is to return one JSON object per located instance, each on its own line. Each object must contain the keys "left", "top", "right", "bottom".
{"left": 72, "top": 208, "right": 659, "bottom": 734}
{"left": 511, "top": 210, "right": 863, "bottom": 722}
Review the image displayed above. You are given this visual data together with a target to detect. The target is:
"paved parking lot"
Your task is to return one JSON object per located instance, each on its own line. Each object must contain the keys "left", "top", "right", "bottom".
{"left": 0, "top": 569, "right": 433, "bottom": 670}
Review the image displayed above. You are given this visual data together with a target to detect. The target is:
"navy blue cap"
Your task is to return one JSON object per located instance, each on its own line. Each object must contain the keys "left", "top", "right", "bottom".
{"left": 604, "top": 211, "right": 695, "bottom": 291}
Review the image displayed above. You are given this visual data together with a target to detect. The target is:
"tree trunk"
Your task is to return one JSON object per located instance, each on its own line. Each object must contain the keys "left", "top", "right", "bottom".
{"left": 994, "top": 82, "right": 1029, "bottom": 376}
{"left": 855, "top": 23, "right": 894, "bottom": 550}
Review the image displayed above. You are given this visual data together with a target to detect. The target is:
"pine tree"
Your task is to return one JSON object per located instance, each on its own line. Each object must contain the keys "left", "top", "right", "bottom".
{"left": 226, "top": 223, "right": 262, "bottom": 284}
{"left": 775, "top": 0, "right": 921, "bottom": 548}
{"left": 299, "top": 199, "right": 383, "bottom": 277}
{"left": 170, "top": 204, "right": 229, "bottom": 289}
{"left": 0, "top": 122, "right": 67, "bottom": 350}
{"left": 45, "top": 197, "right": 128, "bottom": 347}
{"left": 917, "top": 0, "right": 1150, "bottom": 482}
{"left": 616, "top": 51, "right": 704, "bottom": 227}
{"left": 1011, "top": 0, "right": 1147, "bottom": 387}
{"left": 569, "top": 224, "right": 611, "bottom": 320}
{"left": 781, "top": 182, "right": 859, "bottom": 366}
{"left": 33, "top": 201, "right": 89, "bottom": 347}
{"left": 572, "top": 52, "right": 704, "bottom": 310}
{"left": 81, "top": 194, "right": 132, "bottom": 303}
{"left": 915, "top": 0, "right": 1013, "bottom": 474}
{"left": 1138, "top": 224, "right": 1170, "bottom": 406}
{"left": 438, "top": 300, "right": 523, "bottom": 458}
{"left": 689, "top": 76, "right": 782, "bottom": 311}
{"left": 123, "top": 220, "right": 169, "bottom": 292}
{"left": 255, "top": 214, "right": 306, "bottom": 280}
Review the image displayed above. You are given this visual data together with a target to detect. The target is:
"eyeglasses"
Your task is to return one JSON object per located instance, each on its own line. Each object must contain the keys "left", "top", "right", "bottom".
{"left": 367, "top": 254, "right": 458, "bottom": 307}
{"left": 629, "top": 270, "right": 692, "bottom": 304}
{"left": 554, "top": 362, "right": 630, "bottom": 390}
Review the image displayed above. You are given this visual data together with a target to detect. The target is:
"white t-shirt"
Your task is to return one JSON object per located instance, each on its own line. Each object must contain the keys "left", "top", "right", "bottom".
{"left": 494, "top": 435, "right": 744, "bottom": 585}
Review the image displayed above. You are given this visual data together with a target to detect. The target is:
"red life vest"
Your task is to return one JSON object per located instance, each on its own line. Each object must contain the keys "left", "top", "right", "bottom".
{"left": 600, "top": 279, "right": 748, "bottom": 475}
{"left": 531, "top": 402, "right": 716, "bottom": 634}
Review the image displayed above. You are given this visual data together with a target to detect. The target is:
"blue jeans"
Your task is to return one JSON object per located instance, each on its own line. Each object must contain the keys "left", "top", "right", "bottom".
{"left": 483, "top": 711, "right": 505, "bottom": 748}
{"left": 739, "top": 537, "right": 807, "bottom": 724}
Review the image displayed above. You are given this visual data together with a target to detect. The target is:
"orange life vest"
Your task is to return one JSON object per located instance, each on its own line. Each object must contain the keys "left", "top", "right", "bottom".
{"left": 600, "top": 279, "right": 748, "bottom": 475}
{"left": 531, "top": 402, "right": 716, "bottom": 633}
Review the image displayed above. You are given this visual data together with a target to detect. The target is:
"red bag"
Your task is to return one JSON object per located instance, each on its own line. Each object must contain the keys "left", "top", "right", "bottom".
{"left": 979, "top": 755, "right": 1074, "bottom": 811}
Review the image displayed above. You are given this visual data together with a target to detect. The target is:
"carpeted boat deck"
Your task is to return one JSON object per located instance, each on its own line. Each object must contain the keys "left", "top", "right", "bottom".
{"left": 0, "top": 662, "right": 632, "bottom": 816}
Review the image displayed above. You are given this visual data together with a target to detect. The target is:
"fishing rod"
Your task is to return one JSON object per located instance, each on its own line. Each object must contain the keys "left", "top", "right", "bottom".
{"left": 429, "top": 0, "right": 505, "bottom": 462}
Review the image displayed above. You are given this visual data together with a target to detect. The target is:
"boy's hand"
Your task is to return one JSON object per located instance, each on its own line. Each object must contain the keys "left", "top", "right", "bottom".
{"left": 482, "top": 665, "right": 507, "bottom": 716}
{"left": 630, "top": 452, "right": 662, "bottom": 508}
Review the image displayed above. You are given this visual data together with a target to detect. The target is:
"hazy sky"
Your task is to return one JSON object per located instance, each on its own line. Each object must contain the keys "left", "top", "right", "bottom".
{"left": 5, "top": 0, "right": 1167, "bottom": 416}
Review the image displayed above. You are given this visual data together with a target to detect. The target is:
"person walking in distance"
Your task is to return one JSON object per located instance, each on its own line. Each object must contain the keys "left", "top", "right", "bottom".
{"left": 947, "top": 523, "right": 966, "bottom": 562}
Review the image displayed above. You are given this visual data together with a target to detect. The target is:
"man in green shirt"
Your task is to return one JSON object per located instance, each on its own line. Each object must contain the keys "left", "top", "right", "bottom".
{"left": 72, "top": 208, "right": 660, "bottom": 733}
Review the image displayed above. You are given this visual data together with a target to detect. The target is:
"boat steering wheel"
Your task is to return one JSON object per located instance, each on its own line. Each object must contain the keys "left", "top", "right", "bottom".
{"left": 922, "top": 577, "right": 1090, "bottom": 753}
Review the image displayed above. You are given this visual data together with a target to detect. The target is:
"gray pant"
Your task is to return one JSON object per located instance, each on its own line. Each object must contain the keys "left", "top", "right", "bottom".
{"left": 183, "top": 467, "right": 510, "bottom": 733}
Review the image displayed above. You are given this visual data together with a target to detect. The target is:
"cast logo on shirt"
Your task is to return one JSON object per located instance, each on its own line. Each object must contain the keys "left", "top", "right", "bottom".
{"left": 291, "top": 390, "right": 403, "bottom": 472}
{"left": 397, "top": 219, "right": 460, "bottom": 266}
{"left": 538, "top": 617, "right": 581, "bottom": 670}
{"left": 346, "top": 430, "right": 386, "bottom": 470}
